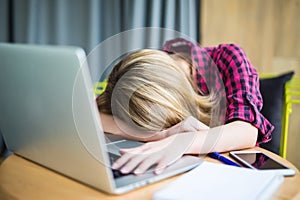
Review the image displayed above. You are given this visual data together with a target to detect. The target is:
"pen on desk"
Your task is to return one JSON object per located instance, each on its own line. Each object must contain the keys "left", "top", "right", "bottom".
{"left": 208, "top": 152, "right": 241, "bottom": 167}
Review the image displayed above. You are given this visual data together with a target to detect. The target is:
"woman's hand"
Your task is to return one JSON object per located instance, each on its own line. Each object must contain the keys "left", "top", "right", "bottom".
{"left": 111, "top": 116, "right": 209, "bottom": 175}
{"left": 112, "top": 132, "right": 198, "bottom": 175}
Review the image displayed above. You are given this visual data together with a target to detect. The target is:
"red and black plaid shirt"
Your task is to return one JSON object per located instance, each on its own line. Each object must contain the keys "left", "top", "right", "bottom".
{"left": 163, "top": 38, "right": 273, "bottom": 144}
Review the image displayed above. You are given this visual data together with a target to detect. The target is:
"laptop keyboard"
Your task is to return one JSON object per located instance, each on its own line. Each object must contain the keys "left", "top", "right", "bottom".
{"left": 112, "top": 169, "right": 127, "bottom": 178}
{"left": 108, "top": 152, "right": 131, "bottom": 178}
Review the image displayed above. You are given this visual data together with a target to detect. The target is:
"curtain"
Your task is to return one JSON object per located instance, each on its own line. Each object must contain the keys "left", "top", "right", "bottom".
{"left": 0, "top": 0, "right": 201, "bottom": 82}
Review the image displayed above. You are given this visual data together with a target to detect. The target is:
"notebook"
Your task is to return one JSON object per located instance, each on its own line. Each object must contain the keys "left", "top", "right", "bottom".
{"left": 0, "top": 43, "right": 202, "bottom": 194}
{"left": 153, "top": 161, "right": 284, "bottom": 200}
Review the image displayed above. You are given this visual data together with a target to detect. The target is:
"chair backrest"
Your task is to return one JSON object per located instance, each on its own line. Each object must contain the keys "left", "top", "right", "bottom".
{"left": 280, "top": 75, "right": 300, "bottom": 158}
{"left": 259, "top": 71, "right": 295, "bottom": 157}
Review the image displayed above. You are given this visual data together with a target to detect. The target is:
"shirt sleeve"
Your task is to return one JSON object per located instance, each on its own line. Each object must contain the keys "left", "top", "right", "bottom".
{"left": 206, "top": 44, "right": 274, "bottom": 144}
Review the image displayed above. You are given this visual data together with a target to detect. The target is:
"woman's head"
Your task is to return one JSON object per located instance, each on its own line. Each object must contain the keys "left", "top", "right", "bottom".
{"left": 97, "top": 49, "right": 213, "bottom": 132}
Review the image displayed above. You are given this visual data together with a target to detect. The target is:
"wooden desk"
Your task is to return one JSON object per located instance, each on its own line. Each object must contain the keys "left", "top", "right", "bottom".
{"left": 0, "top": 147, "right": 299, "bottom": 200}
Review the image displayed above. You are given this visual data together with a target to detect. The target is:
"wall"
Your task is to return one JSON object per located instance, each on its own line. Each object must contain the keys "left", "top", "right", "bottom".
{"left": 201, "top": 0, "right": 300, "bottom": 168}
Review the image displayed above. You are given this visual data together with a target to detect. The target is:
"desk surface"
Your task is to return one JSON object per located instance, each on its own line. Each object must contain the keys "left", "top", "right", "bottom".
{"left": 0, "top": 147, "right": 299, "bottom": 200}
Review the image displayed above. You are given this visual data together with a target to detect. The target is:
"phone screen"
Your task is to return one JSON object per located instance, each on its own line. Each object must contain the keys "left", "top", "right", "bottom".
{"left": 234, "top": 152, "right": 288, "bottom": 170}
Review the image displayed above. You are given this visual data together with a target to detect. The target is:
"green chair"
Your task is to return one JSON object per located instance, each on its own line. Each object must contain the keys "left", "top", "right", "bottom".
{"left": 259, "top": 72, "right": 299, "bottom": 158}
{"left": 281, "top": 76, "right": 300, "bottom": 158}
{"left": 94, "top": 80, "right": 107, "bottom": 96}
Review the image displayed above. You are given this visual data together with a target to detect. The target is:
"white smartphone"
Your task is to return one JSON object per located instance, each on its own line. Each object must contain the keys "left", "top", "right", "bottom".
{"left": 229, "top": 151, "right": 296, "bottom": 176}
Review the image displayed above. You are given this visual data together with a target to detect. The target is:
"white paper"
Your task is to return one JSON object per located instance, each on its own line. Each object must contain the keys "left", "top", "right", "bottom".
{"left": 153, "top": 161, "right": 284, "bottom": 200}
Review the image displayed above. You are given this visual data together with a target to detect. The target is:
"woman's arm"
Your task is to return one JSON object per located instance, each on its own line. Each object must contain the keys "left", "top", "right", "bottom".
{"left": 111, "top": 119, "right": 258, "bottom": 175}
{"left": 186, "top": 120, "right": 258, "bottom": 154}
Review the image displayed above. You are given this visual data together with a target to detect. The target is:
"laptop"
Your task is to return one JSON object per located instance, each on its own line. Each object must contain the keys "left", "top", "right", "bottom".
{"left": 0, "top": 43, "right": 202, "bottom": 194}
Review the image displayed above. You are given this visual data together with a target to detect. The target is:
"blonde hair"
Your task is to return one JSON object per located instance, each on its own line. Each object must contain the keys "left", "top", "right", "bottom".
{"left": 97, "top": 49, "right": 214, "bottom": 131}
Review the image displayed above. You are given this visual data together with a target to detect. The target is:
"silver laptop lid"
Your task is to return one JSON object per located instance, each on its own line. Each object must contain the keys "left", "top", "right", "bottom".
{"left": 0, "top": 43, "right": 115, "bottom": 192}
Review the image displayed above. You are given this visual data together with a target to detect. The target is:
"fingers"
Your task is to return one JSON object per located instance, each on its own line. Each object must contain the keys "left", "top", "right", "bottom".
{"left": 113, "top": 153, "right": 145, "bottom": 174}
{"left": 112, "top": 152, "right": 173, "bottom": 175}
{"left": 112, "top": 144, "right": 153, "bottom": 174}
{"left": 112, "top": 150, "right": 160, "bottom": 175}
{"left": 112, "top": 146, "right": 145, "bottom": 172}
{"left": 111, "top": 144, "right": 168, "bottom": 175}
{"left": 133, "top": 155, "right": 161, "bottom": 174}
{"left": 154, "top": 161, "right": 168, "bottom": 175}
{"left": 111, "top": 133, "right": 189, "bottom": 175}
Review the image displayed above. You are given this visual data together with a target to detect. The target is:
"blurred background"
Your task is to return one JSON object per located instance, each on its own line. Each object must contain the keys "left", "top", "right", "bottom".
{"left": 0, "top": 0, "right": 299, "bottom": 168}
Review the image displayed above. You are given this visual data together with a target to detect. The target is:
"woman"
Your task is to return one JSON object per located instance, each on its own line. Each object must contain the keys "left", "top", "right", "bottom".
{"left": 97, "top": 38, "right": 274, "bottom": 175}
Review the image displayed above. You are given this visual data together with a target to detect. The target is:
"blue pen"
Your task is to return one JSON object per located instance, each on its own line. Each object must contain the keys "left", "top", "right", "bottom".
{"left": 208, "top": 152, "right": 241, "bottom": 167}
